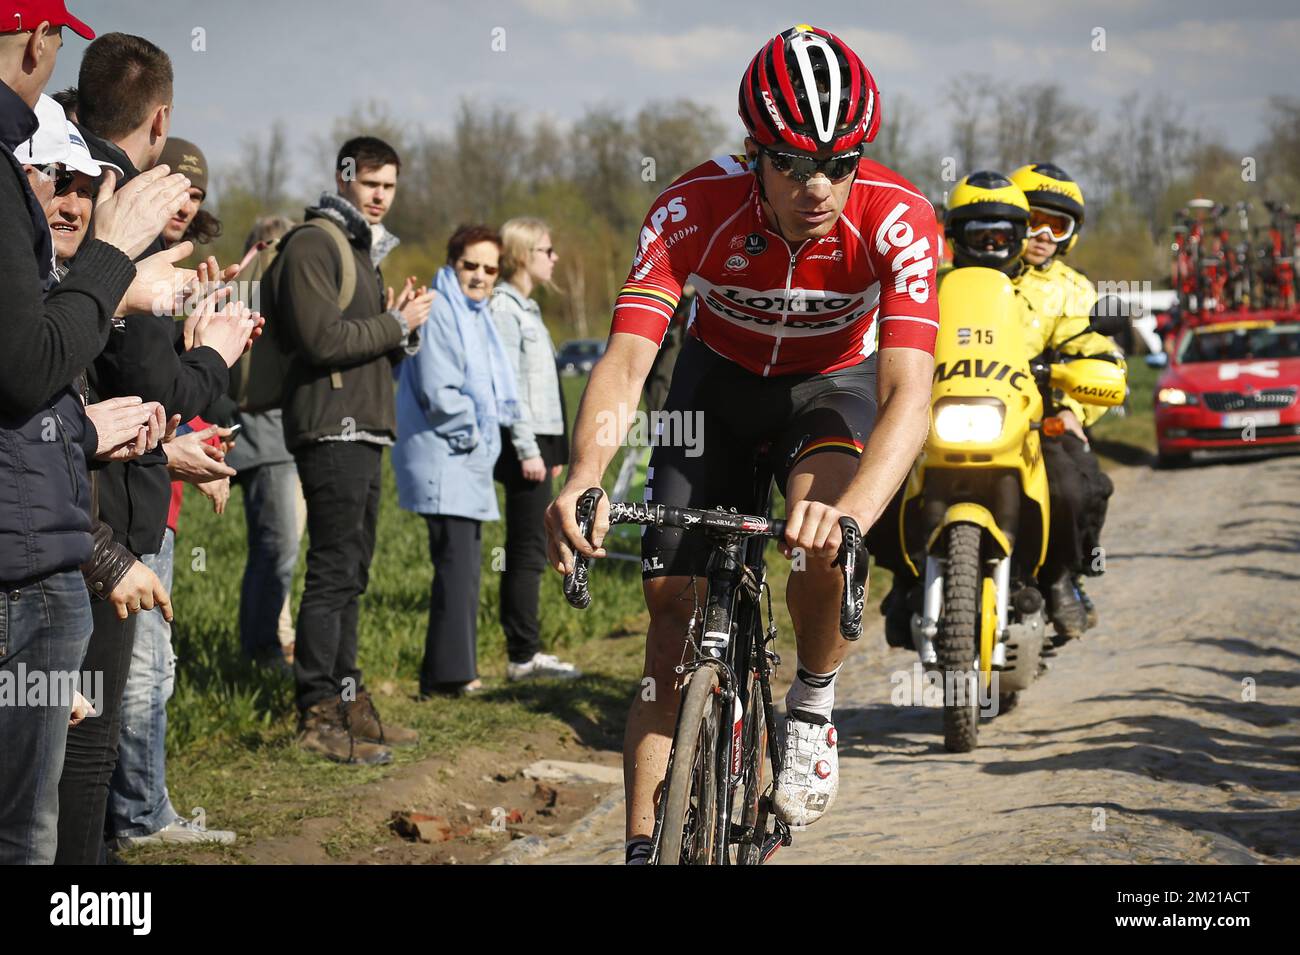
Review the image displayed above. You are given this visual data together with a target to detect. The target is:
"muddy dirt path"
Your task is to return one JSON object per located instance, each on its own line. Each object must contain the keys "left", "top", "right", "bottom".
{"left": 522, "top": 454, "right": 1300, "bottom": 865}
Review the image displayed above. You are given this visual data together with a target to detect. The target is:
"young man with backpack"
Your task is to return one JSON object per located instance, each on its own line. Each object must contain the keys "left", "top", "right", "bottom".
{"left": 264, "top": 136, "right": 434, "bottom": 765}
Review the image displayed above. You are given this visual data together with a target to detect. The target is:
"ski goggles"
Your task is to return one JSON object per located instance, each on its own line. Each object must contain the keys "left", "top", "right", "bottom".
{"left": 961, "top": 219, "right": 1020, "bottom": 252}
{"left": 760, "top": 147, "right": 862, "bottom": 184}
{"left": 1027, "top": 206, "right": 1076, "bottom": 243}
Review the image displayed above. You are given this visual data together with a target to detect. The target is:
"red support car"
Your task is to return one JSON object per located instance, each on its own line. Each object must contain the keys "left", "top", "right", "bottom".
{"left": 1154, "top": 311, "right": 1300, "bottom": 466}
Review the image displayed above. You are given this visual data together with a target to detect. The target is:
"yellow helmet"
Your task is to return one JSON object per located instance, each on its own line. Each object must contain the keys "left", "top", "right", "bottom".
{"left": 1010, "top": 162, "right": 1085, "bottom": 254}
{"left": 944, "top": 170, "right": 1029, "bottom": 274}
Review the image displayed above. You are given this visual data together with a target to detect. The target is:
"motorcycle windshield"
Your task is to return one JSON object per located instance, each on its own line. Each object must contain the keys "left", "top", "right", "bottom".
{"left": 931, "top": 267, "right": 1039, "bottom": 424}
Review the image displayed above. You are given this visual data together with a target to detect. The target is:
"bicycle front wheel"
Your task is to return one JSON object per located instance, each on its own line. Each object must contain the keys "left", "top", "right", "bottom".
{"left": 657, "top": 666, "right": 723, "bottom": 865}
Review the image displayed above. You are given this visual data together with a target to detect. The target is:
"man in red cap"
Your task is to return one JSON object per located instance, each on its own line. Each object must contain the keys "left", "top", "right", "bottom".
{"left": 0, "top": 1, "right": 93, "bottom": 41}
{"left": 0, "top": 0, "right": 207, "bottom": 865}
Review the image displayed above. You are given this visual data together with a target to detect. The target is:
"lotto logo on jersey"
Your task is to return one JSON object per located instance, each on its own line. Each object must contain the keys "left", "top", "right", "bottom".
{"left": 873, "top": 201, "right": 934, "bottom": 305}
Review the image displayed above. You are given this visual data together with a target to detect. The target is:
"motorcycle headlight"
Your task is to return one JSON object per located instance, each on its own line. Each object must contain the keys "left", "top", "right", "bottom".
{"left": 1157, "top": 387, "right": 1198, "bottom": 406}
{"left": 933, "top": 399, "right": 1006, "bottom": 443}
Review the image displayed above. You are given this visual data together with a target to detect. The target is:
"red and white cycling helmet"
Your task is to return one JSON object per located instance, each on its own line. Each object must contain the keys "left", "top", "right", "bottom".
{"left": 739, "top": 24, "right": 881, "bottom": 153}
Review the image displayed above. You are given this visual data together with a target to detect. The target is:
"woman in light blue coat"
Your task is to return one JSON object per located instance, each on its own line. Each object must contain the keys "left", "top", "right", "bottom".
{"left": 393, "top": 225, "right": 518, "bottom": 697}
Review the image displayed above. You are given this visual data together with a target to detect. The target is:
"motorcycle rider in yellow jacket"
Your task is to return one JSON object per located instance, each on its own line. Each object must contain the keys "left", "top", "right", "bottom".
{"left": 873, "top": 170, "right": 1117, "bottom": 646}
{"left": 1009, "top": 162, "right": 1119, "bottom": 638}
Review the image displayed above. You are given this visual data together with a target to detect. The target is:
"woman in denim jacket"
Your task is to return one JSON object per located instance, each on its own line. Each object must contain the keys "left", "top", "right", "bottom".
{"left": 490, "top": 218, "right": 580, "bottom": 682}
{"left": 393, "top": 225, "right": 517, "bottom": 696}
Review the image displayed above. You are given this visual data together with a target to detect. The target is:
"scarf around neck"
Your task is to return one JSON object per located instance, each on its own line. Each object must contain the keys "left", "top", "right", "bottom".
{"left": 312, "top": 192, "right": 400, "bottom": 267}
{"left": 434, "top": 265, "right": 520, "bottom": 436}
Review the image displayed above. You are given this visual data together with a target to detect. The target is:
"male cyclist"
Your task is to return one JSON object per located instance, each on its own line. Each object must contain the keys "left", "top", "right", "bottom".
{"left": 1009, "top": 162, "right": 1118, "bottom": 635}
{"left": 545, "top": 25, "right": 939, "bottom": 863}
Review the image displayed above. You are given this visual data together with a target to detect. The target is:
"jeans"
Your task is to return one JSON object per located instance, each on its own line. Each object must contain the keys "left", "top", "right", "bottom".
{"left": 56, "top": 594, "right": 137, "bottom": 864}
{"left": 293, "top": 441, "right": 382, "bottom": 712}
{"left": 421, "top": 515, "right": 482, "bottom": 691}
{"left": 106, "top": 529, "right": 177, "bottom": 839}
{"left": 236, "top": 463, "right": 304, "bottom": 658}
{"left": 0, "top": 571, "right": 93, "bottom": 865}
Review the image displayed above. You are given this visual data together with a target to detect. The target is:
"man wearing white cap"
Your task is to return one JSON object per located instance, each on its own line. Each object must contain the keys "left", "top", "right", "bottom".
{"left": 12, "top": 92, "right": 68, "bottom": 206}
{"left": 15, "top": 96, "right": 122, "bottom": 265}
{"left": 47, "top": 120, "right": 119, "bottom": 262}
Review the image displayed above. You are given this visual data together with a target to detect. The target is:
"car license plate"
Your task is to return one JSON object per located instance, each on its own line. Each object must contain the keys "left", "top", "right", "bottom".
{"left": 1222, "top": 411, "right": 1280, "bottom": 428}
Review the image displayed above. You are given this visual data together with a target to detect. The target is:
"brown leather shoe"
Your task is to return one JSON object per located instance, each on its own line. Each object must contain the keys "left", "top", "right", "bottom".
{"left": 344, "top": 690, "right": 419, "bottom": 747}
{"left": 298, "top": 699, "right": 393, "bottom": 765}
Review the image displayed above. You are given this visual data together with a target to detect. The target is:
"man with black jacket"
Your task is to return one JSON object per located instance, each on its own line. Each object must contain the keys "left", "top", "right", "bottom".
{"left": 0, "top": 1, "right": 202, "bottom": 865}
{"left": 269, "top": 136, "right": 433, "bottom": 765}
{"left": 54, "top": 31, "right": 255, "bottom": 864}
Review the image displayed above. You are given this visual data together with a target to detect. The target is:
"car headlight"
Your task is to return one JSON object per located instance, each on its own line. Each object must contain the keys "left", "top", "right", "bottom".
{"left": 1157, "top": 387, "right": 1199, "bottom": 406}
{"left": 933, "top": 400, "right": 1006, "bottom": 443}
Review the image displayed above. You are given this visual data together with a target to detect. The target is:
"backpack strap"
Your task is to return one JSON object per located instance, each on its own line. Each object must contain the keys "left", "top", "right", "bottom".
{"left": 301, "top": 217, "right": 360, "bottom": 390}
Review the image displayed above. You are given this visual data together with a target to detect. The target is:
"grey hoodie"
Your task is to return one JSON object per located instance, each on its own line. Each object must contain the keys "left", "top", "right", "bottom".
{"left": 489, "top": 280, "right": 565, "bottom": 460}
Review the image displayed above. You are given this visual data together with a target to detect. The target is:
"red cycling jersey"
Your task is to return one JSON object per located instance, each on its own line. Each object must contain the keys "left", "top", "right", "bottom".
{"left": 612, "top": 153, "right": 940, "bottom": 376}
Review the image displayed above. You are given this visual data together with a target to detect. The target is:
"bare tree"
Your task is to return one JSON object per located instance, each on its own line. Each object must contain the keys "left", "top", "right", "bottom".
{"left": 635, "top": 98, "right": 726, "bottom": 191}
{"left": 871, "top": 93, "right": 925, "bottom": 185}
{"left": 992, "top": 84, "right": 1095, "bottom": 172}
{"left": 452, "top": 100, "right": 526, "bottom": 223}
{"left": 573, "top": 105, "right": 639, "bottom": 233}
{"left": 223, "top": 120, "right": 292, "bottom": 210}
{"left": 946, "top": 73, "right": 998, "bottom": 172}
{"left": 1258, "top": 96, "right": 1300, "bottom": 196}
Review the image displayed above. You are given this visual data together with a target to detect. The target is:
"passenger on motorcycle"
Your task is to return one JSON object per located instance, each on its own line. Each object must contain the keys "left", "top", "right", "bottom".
{"left": 1010, "top": 162, "right": 1120, "bottom": 636}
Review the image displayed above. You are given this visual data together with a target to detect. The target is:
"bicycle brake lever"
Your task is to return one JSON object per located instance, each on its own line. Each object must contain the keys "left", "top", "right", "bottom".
{"left": 836, "top": 516, "right": 866, "bottom": 641}
{"left": 563, "top": 487, "right": 604, "bottom": 610}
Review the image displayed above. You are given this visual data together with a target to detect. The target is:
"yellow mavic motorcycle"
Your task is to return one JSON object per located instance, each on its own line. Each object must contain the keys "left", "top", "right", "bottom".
{"left": 897, "top": 267, "right": 1127, "bottom": 752}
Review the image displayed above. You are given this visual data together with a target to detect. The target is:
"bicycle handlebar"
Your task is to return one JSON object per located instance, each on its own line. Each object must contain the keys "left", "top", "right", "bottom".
{"left": 562, "top": 487, "right": 868, "bottom": 640}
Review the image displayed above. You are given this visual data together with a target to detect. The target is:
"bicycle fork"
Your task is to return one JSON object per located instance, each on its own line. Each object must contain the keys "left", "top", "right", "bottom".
{"left": 756, "top": 628, "right": 792, "bottom": 862}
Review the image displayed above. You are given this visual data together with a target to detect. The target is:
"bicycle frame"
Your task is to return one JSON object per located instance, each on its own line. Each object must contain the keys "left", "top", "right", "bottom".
{"left": 666, "top": 527, "right": 786, "bottom": 863}
{"left": 563, "top": 472, "right": 867, "bottom": 865}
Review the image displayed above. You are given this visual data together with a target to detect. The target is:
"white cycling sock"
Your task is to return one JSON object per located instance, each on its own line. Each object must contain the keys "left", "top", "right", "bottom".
{"left": 785, "top": 660, "right": 841, "bottom": 723}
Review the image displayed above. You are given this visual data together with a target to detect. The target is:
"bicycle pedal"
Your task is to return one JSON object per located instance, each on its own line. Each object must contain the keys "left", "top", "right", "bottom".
{"left": 776, "top": 819, "right": 793, "bottom": 846}
{"left": 729, "top": 823, "right": 755, "bottom": 844}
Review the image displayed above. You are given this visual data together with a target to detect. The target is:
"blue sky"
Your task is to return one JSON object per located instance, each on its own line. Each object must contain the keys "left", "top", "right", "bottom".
{"left": 51, "top": 0, "right": 1300, "bottom": 196}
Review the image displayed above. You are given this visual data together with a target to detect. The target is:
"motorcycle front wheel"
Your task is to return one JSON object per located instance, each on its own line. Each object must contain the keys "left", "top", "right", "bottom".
{"left": 938, "top": 523, "right": 982, "bottom": 753}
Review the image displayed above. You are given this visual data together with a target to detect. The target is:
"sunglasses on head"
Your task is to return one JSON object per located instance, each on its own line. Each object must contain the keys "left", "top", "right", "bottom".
{"left": 1027, "top": 207, "right": 1075, "bottom": 243}
{"left": 760, "top": 147, "right": 862, "bottom": 184}
{"left": 458, "top": 258, "right": 499, "bottom": 276}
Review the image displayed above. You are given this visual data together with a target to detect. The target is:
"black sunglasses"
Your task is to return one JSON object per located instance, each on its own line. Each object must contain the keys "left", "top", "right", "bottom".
{"left": 458, "top": 258, "right": 499, "bottom": 276}
{"left": 760, "top": 147, "right": 862, "bottom": 184}
{"left": 38, "top": 164, "right": 77, "bottom": 197}
{"left": 53, "top": 168, "right": 79, "bottom": 197}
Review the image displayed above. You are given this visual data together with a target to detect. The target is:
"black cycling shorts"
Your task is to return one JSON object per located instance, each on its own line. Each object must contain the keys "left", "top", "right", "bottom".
{"left": 640, "top": 335, "right": 878, "bottom": 579}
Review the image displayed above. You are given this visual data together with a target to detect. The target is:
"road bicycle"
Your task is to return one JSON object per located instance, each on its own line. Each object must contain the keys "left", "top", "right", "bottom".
{"left": 562, "top": 472, "right": 867, "bottom": 865}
